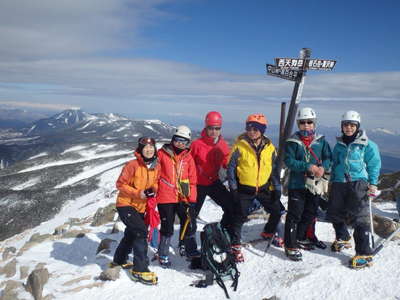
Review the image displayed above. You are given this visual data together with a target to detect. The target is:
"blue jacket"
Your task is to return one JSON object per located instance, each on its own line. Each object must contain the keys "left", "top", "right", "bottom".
{"left": 331, "top": 130, "right": 381, "bottom": 185}
{"left": 284, "top": 133, "right": 332, "bottom": 190}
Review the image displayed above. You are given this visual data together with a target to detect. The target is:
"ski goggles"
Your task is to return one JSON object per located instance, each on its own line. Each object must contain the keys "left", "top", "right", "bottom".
{"left": 299, "top": 120, "right": 314, "bottom": 125}
{"left": 173, "top": 136, "right": 190, "bottom": 145}
{"left": 138, "top": 137, "right": 156, "bottom": 146}
{"left": 206, "top": 126, "right": 221, "bottom": 131}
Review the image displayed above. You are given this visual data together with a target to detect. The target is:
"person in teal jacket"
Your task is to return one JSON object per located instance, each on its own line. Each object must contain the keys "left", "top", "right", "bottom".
{"left": 283, "top": 107, "right": 332, "bottom": 261}
{"left": 327, "top": 110, "right": 381, "bottom": 269}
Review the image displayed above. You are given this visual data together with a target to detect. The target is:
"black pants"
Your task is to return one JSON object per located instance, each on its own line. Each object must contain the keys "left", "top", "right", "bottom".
{"left": 113, "top": 206, "right": 149, "bottom": 272}
{"left": 327, "top": 180, "right": 372, "bottom": 255}
{"left": 194, "top": 180, "right": 235, "bottom": 234}
{"left": 158, "top": 202, "right": 197, "bottom": 255}
{"left": 284, "top": 189, "right": 320, "bottom": 249}
{"left": 230, "top": 190, "right": 281, "bottom": 245}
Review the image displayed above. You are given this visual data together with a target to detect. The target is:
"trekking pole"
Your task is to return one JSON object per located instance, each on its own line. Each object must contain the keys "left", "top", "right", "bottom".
{"left": 369, "top": 195, "right": 375, "bottom": 249}
{"left": 180, "top": 204, "right": 191, "bottom": 241}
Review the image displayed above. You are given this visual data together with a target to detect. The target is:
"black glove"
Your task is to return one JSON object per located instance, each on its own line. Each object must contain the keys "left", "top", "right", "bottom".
{"left": 144, "top": 188, "right": 155, "bottom": 198}
{"left": 272, "top": 190, "right": 282, "bottom": 203}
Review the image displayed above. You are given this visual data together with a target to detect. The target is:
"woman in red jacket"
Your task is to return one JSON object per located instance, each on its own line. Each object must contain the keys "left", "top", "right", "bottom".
{"left": 113, "top": 137, "right": 159, "bottom": 285}
{"left": 156, "top": 125, "right": 197, "bottom": 268}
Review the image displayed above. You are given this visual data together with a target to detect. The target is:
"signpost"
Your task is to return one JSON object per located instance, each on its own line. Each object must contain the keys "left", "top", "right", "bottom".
{"left": 266, "top": 48, "right": 336, "bottom": 172}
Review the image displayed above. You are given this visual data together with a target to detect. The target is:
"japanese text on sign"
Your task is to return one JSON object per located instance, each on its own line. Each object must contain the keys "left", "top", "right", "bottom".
{"left": 276, "top": 58, "right": 305, "bottom": 70}
{"left": 266, "top": 64, "right": 299, "bottom": 81}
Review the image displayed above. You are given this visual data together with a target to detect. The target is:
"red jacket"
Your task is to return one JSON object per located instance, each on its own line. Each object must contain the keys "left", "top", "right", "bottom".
{"left": 156, "top": 144, "right": 197, "bottom": 204}
{"left": 190, "top": 129, "right": 230, "bottom": 186}
{"left": 116, "top": 152, "right": 159, "bottom": 213}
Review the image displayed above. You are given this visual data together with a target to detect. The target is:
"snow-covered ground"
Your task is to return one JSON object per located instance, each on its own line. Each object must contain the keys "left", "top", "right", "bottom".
{"left": 1, "top": 165, "right": 400, "bottom": 300}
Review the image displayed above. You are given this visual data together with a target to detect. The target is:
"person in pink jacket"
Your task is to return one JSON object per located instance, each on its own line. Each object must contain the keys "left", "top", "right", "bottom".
{"left": 156, "top": 125, "right": 197, "bottom": 268}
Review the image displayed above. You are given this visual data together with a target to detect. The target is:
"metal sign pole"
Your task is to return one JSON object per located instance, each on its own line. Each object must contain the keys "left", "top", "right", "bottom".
{"left": 276, "top": 48, "right": 311, "bottom": 171}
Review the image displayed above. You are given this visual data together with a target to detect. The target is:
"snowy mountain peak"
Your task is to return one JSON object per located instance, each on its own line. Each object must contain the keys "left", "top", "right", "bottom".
{"left": 371, "top": 127, "right": 398, "bottom": 136}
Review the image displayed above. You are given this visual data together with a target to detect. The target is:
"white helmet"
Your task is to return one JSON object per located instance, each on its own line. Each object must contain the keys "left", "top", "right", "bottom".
{"left": 174, "top": 125, "right": 191, "bottom": 140}
{"left": 341, "top": 110, "right": 361, "bottom": 125}
{"left": 296, "top": 107, "right": 317, "bottom": 122}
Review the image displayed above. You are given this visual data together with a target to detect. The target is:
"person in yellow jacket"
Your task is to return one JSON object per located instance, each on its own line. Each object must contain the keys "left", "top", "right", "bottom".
{"left": 227, "top": 114, "right": 282, "bottom": 262}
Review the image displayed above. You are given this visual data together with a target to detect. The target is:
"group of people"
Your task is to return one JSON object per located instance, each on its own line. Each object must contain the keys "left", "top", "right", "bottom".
{"left": 111, "top": 108, "right": 381, "bottom": 285}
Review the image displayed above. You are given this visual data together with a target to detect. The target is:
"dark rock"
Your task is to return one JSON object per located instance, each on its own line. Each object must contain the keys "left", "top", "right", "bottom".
{"left": 96, "top": 238, "right": 117, "bottom": 254}
{"left": 373, "top": 214, "right": 400, "bottom": 239}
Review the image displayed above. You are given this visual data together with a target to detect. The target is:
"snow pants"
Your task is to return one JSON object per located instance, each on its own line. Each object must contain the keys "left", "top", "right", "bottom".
{"left": 157, "top": 202, "right": 197, "bottom": 256}
{"left": 193, "top": 180, "right": 235, "bottom": 237}
{"left": 230, "top": 190, "right": 282, "bottom": 245}
{"left": 284, "top": 189, "right": 320, "bottom": 249}
{"left": 113, "top": 206, "right": 149, "bottom": 272}
{"left": 327, "top": 180, "right": 373, "bottom": 255}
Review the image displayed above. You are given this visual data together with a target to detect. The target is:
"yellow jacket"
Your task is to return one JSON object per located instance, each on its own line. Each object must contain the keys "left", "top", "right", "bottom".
{"left": 227, "top": 134, "right": 279, "bottom": 193}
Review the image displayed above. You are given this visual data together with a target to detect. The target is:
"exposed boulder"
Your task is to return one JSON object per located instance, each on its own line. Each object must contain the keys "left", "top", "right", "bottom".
{"left": 0, "top": 258, "right": 17, "bottom": 277}
{"left": 91, "top": 203, "right": 116, "bottom": 226}
{"left": 96, "top": 238, "right": 117, "bottom": 254}
{"left": 2, "top": 247, "right": 16, "bottom": 261}
{"left": 99, "top": 266, "right": 121, "bottom": 281}
{"left": 374, "top": 214, "right": 400, "bottom": 240}
{"left": 25, "top": 267, "right": 49, "bottom": 300}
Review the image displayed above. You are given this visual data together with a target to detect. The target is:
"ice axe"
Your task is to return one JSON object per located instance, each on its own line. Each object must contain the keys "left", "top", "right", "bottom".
{"left": 180, "top": 203, "right": 191, "bottom": 241}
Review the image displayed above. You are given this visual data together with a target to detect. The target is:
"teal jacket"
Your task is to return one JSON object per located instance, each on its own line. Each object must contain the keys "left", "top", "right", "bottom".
{"left": 284, "top": 133, "right": 332, "bottom": 190}
{"left": 331, "top": 130, "right": 381, "bottom": 185}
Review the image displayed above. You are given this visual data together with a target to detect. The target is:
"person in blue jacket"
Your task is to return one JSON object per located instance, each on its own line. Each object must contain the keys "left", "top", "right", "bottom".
{"left": 327, "top": 110, "right": 381, "bottom": 269}
{"left": 283, "top": 107, "right": 332, "bottom": 261}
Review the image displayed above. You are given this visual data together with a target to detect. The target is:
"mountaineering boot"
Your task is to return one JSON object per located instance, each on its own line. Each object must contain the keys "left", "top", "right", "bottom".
{"left": 349, "top": 255, "right": 373, "bottom": 269}
{"left": 186, "top": 249, "right": 201, "bottom": 260}
{"left": 331, "top": 239, "right": 352, "bottom": 252}
{"left": 297, "top": 239, "right": 315, "bottom": 251}
{"left": 108, "top": 261, "right": 133, "bottom": 269}
{"left": 272, "top": 236, "right": 284, "bottom": 248}
{"left": 309, "top": 237, "right": 327, "bottom": 249}
{"left": 231, "top": 244, "right": 244, "bottom": 263}
{"left": 158, "top": 255, "right": 171, "bottom": 268}
{"left": 285, "top": 248, "right": 302, "bottom": 261}
{"left": 130, "top": 270, "right": 158, "bottom": 285}
{"left": 260, "top": 231, "right": 274, "bottom": 241}
{"left": 260, "top": 232, "right": 284, "bottom": 248}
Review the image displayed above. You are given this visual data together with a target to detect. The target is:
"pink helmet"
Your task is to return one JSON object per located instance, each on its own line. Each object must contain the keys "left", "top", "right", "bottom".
{"left": 205, "top": 111, "right": 222, "bottom": 127}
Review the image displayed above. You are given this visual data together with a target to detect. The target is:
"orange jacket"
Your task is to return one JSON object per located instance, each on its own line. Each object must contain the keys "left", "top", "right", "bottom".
{"left": 116, "top": 152, "right": 159, "bottom": 213}
{"left": 156, "top": 144, "right": 197, "bottom": 204}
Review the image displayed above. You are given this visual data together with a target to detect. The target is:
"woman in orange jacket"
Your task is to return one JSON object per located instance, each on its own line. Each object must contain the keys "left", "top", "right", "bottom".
{"left": 156, "top": 125, "right": 197, "bottom": 268}
{"left": 113, "top": 137, "right": 159, "bottom": 285}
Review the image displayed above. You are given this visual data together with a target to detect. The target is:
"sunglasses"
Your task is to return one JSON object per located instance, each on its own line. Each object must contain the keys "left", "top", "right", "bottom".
{"left": 139, "top": 137, "right": 156, "bottom": 146}
{"left": 206, "top": 126, "right": 221, "bottom": 131}
{"left": 299, "top": 120, "right": 314, "bottom": 125}
{"left": 173, "top": 136, "right": 190, "bottom": 145}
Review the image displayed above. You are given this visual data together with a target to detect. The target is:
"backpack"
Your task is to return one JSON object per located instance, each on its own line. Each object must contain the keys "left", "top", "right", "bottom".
{"left": 199, "top": 222, "right": 240, "bottom": 299}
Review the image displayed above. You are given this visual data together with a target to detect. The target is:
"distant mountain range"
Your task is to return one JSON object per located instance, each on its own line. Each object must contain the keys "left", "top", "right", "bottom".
{"left": 0, "top": 109, "right": 178, "bottom": 240}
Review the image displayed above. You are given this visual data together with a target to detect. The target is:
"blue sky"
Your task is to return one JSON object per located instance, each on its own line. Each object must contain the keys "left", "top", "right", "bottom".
{"left": 0, "top": 0, "right": 399, "bottom": 131}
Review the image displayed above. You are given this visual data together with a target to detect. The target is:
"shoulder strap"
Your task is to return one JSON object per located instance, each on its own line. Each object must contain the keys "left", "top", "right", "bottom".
{"left": 305, "top": 144, "right": 321, "bottom": 165}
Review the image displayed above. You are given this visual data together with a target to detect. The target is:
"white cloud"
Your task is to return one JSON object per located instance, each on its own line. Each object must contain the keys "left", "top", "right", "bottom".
{"left": 0, "top": 1, "right": 398, "bottom": 130}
